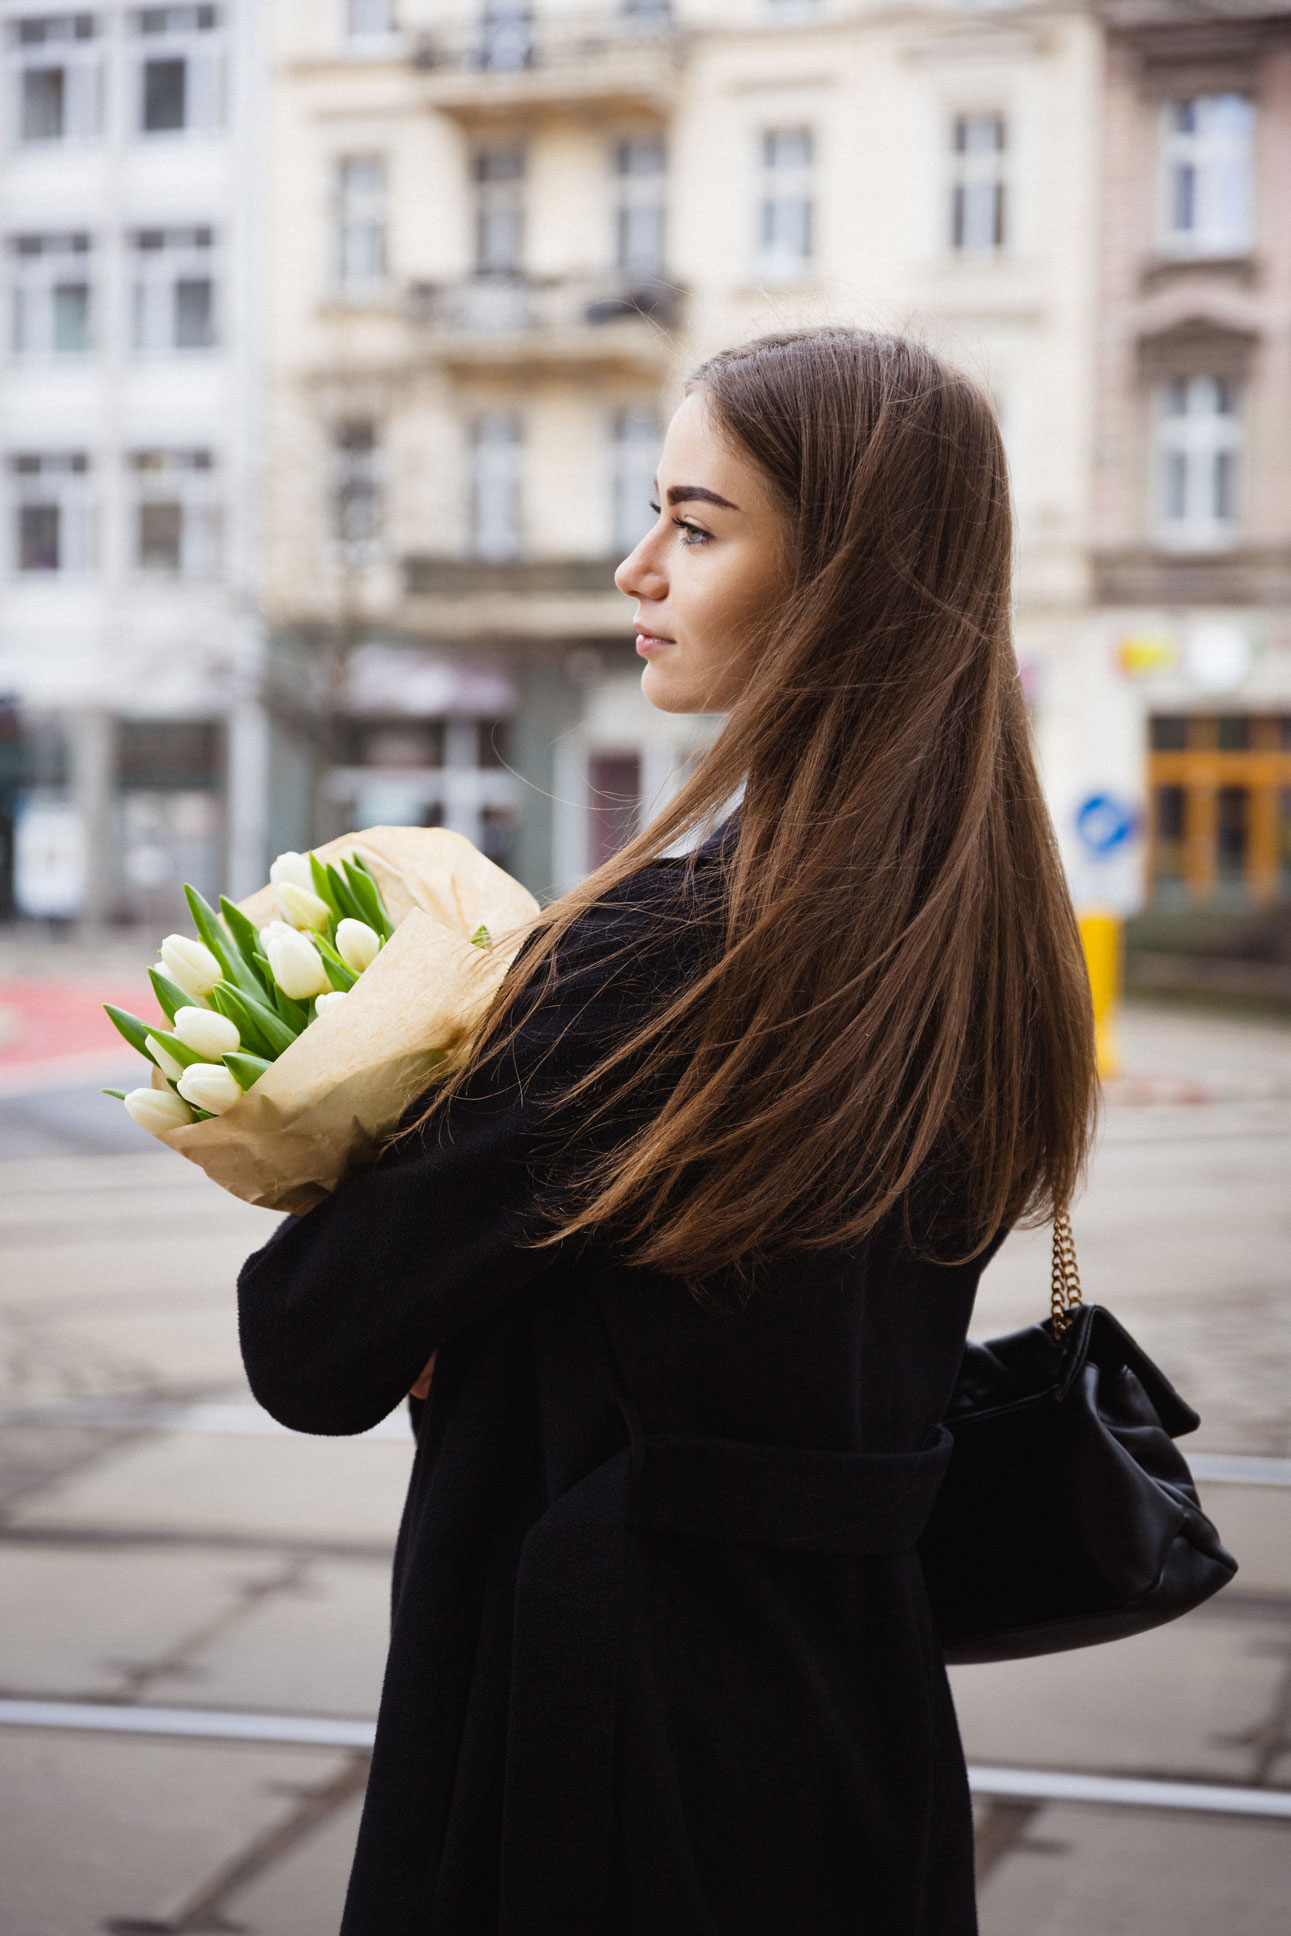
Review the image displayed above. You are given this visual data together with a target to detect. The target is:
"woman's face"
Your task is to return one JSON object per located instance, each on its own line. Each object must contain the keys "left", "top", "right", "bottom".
{"left": 614, "top": 390, "right": 793, "bottom": 715}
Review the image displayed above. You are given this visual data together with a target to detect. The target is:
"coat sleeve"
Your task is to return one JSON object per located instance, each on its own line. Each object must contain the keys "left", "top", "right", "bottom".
{"left": 236, "top": 876, "right": 699, "bottom": 1435}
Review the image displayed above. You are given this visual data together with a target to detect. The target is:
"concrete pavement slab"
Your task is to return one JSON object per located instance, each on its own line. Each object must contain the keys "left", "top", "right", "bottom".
{"left": 6, "top": 1425, "right": 415, "bottom": 1545}
{"left": 0, "top": 1548, "right": 297, "bottom": 1701}
{"left": 145, "top": 1559, "right": 392, "bottom": 1719}
{"left": 951, "top": 1604, "right": 1289, "bottom": 1783}
{"left": 1196, "top": 1484, "right": 1291, "bottom": 1595}
{"left": 10, "top": 1301, "right": 252, "bottom": 1396}
{"left": 219, "top": 1792, "right": 363, "bottom": 1936}
{"left": 1, "top": 1230, "right": 273, "bottom": 1308}
{"left": 0, "top": 1730, "right": 345, "bottom": 1936}
{"left": 977, "top": 1801, "right": 1291, "bottom": 1936}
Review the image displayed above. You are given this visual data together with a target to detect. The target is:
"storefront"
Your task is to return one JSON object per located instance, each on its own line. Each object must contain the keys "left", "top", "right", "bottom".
{"left": 1147, "top": 713, "right": 1291, "bottom": 908}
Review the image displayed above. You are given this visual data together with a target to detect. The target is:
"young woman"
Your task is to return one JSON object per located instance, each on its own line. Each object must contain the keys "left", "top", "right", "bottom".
{"left": 238, "top": 328, "right": 1097, "bottom": 1936}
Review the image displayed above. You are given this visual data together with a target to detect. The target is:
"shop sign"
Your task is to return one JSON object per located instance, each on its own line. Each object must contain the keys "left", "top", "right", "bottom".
{"left": 1116, "top": 631, "right": 1178, "bottom": 679}
{"left": 1075, "top": 792, "right": 1139, "bottom": 859}
{"left": 1184, "top": 623, "right": 1256, "bottom": 693}
{"left": 13, "top": 792, "right": 87, "bottom": 918}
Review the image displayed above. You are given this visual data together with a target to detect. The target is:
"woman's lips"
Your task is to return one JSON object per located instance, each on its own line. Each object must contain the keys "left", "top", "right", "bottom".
{"left": 635, "top": 627, "right": 675, "bottom": 655}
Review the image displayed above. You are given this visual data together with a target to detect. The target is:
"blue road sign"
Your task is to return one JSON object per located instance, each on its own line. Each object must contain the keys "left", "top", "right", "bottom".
{"left": 1075, "top": 793, "right": 1138, "bottom": 859}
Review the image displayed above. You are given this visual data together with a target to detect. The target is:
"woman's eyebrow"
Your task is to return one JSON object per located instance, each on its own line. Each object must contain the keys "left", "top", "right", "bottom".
{"left": 664, "top": 484, "right": 742, "bottom": 512}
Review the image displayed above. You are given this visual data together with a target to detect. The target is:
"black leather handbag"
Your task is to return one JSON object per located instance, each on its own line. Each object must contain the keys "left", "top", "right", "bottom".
{"left": 917, "top": 1213, "right": 1239, "bottom": 1664}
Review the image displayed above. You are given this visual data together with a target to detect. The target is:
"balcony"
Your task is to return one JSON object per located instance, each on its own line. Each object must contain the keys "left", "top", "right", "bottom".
{"left": 403, "top": 555, "right": 621, "bottom": 597}
{"left": 409, "top": 6, "right": 679, "bottom": 119}
{"left": 406, "top": 273, "right": 681, "bottom": 372}
{"left": 398, "top": 554, "right": 627, "bottom": 640}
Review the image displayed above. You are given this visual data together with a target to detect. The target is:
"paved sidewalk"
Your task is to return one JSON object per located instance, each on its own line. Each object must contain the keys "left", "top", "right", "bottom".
{"left": 0, "top": 997, "right": 1287, "bottom": 1933}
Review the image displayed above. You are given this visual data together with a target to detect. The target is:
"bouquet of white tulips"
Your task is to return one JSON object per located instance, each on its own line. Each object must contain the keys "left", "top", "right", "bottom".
{"left": 103, "top": 826, "right": 539, "bottom": 1213}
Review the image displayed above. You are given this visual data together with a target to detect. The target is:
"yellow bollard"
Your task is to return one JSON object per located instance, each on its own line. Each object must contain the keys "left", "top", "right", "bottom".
{"left": 1078, "top": 909, "right": 1122, "bottom": 1080}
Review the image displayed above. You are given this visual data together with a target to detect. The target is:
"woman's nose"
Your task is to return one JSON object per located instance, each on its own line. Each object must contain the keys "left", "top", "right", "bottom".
{"left": 615, "top": 535, "right": 667, "bottom": 602}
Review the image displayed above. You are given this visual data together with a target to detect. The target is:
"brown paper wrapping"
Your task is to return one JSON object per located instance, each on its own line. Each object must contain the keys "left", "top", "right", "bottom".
{"left": 148, "top": 827, "right": 540, "bottom": 1214}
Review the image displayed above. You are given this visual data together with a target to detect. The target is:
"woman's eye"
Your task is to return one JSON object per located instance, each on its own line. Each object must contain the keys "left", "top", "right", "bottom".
{"left": 648, "top": 499, "right": 661, "bottom": 515}
{"left": 672, "top": 517, "right": 710, "bottom": 547}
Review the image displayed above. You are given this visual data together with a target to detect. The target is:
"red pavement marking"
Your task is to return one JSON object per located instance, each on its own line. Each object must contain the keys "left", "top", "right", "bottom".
{"left": 0, "top": 978, "right": 165, "bottom": 1071}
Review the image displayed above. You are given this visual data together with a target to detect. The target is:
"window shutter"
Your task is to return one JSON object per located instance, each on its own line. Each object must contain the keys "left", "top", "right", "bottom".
{"left": 188, "top": 50, "right": 225, "bottom": 130}
{"left": 65, "top": 57, "right": 103, "bottom": 138}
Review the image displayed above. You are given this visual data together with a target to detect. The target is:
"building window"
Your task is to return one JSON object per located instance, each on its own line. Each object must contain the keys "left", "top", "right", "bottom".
{"left": 9, "top": 11, "right": 103, "bottom": 143}
{"left": 346, "top": 0, "right": 396, "bottom": 37}
{"left": 9, "top": 452, "right": 94, "bottom": 573}
{"left": 1160, "top": 94, "right": 1254, "bottom": 258}
{"left": 611, "top": 406, "right": 659, "bottom": 554}
{"left": 128, "top": 448, "right": 221, "bottom": 577}
{"left": 614, "top": 136, "right": 666, "bottom": 280}
{"left": 950, "top": 112, "right": 1007, "bottom": 254}
{"left": 757, "top": 127, "right": 814, "bottom": 280}
{"left": 335, "top": 156, "right": 387, "bottom": 295}
{"left": 130, "top": 226, "right": 218, "bottom": 351}
{"left": 1154, "top": 375, "right": 1242, "bottom": 551}
{"left": 332, "top": 420, "right": 381, "bottom": 554}
{"left": 131, "top": 5, "right": 225, "bottom": 135}
{"left": 8, "top": 232, "right": 94, "bottom": 354}
{"left": 469, "top": 411, "right": 521, "bottom": 560}
{"left": 588, "top": 751, "right": 642, "bottom": 868}
{"left": 473, "top": 144, "right": 525, "bottom": 276}
{"left": 477, "top": 2, "right": 532, "bottom": 74}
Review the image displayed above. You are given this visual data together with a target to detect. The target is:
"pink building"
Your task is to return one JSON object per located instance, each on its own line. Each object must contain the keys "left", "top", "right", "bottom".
{"left": 1086, "top": 1, "right": 1291, "bottom": 911}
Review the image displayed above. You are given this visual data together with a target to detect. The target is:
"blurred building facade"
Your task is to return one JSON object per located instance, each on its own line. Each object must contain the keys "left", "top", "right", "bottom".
{"left": 2, "top": 0, "right": 1287, "bottom": 920}
{"left": 1069, "top": 0, "right": 1291, "bottom": 920}
{"left": 0, "top": 0, "right": 270, "bottom": 923}
{"left": 262, "top": 0, "right": 1102, "bottom": 898}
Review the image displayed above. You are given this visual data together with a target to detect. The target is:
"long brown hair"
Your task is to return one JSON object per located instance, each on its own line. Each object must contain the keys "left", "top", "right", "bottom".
{"left": 417, "top": 328, "right": 1096, "bottom": 1295}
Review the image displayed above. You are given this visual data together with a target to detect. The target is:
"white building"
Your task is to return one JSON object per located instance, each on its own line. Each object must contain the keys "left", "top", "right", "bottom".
{"left": 0, "top": 0, "right": 269, "bottom": 924}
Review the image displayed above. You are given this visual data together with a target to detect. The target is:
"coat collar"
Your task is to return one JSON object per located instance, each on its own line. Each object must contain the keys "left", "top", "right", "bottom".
{"left": 693, "top": 809, "right": 740, "bottom": 862}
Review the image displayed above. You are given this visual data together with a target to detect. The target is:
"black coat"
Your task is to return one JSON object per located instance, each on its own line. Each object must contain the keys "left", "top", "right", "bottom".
{"left": 237, "top": 820, "right": 992, "bottom": 1936}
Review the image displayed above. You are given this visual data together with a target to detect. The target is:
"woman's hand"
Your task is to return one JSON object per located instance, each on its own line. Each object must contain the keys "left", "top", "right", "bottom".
{"left": 410, "top": 1351, "right": 437, "bottom": 1401}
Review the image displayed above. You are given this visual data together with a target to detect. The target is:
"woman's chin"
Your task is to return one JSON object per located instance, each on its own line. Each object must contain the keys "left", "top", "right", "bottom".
{"left": 640, "top": 660, "right": 684, "bottom": 713}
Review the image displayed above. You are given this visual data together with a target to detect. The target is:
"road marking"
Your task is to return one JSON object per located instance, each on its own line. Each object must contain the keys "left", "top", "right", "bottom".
{"left": 1189, "top": 1453, "right": 1291, "bottom": 1488}
{"left": 966, "top": 1763, "right": 1291, "bottom": 1820}
{"left": 0, "top": 1699, "right": 376, "bottom": 1750}
{"left": 0, "top": 1698, "right": 1287, "bottom": 1820}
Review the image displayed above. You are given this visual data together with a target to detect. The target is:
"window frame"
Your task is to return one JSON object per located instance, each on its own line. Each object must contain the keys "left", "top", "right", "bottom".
{"left": 334, "top": 153, "right": 389, "bottom": 298}
{"left": 7, "top": 230, "right": 95, "bottom": 356}
{"left": 8, "top": 450, "right": 96, "bottom": 576}
{"left": 468, "top": 409, "right": 523, "bottom": 562}
{"left": 614, "top": 135, "right": 666, "bottom": 282}
{"left": 1157, "top": 92, "right": 1255, "bottom": 260}
{"left": 129, "top": 224, "right": 220, "bottom": 355}
{"left": 129, "top": 4, "right": 226, "bottom": 139}
{"left": 8, "top": 11, "right": 104, "bottom": 147}
{"left": 755, "top": 125, "right": 815, "bottom": 283}
{"left": 948, "top": 109, "right": 1008, "bottom": 258}
{"left": 1151, "top": 373, "right": 1245, "bottom": 553}
{"left": 127, "top": 446, "right": 222, "bottom": 579}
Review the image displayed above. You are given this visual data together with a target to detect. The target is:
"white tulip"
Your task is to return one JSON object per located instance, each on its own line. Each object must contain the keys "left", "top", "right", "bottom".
{"left": 258, "top": 919, "right": 296, "bottom": 946}
{"left": 269, "top": 851, "right": 314, "bottom": 892}
{"left": 264, "top": 928, "right": 331, "bottom": 1000}
{"left": 173, "top": 1006, "right": 240, "bottom": 1059}
{"left": 314, "top": 989, "right": 348, "bottom": 1018}
{"left": 123, "top": 1086, "right": 193, "bottom": 1133}
{"left": 159, "top": 934, "right": 222, "bottom": 1001}
{"left": 335, "top": 918, "right": 381, "bottom": 974}
{"left": 176, "top": 1062, "right": 244, "bottom": 1116}
{"left": 275, "top": 881, "right": 331, "bottom": 932}
{"left": 144, "top": 1033, "right": 185, "bottom": 1081}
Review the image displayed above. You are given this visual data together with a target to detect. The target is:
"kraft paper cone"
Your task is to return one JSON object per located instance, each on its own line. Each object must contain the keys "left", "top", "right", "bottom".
{"left": 144, "top": 828, "right": 540, "bottom": 1214}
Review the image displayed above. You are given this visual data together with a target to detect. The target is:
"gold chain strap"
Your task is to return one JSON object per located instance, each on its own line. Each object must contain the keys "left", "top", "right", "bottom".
{"left": 1050, "top": 1208, "right": 1084, "bottom": 1335}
